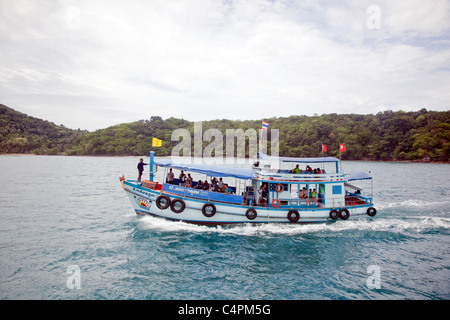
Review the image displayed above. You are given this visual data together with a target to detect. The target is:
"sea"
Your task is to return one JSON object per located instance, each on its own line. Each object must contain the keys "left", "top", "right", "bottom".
{"left": 0, "top": 155, "right": 449, "bottom": 301}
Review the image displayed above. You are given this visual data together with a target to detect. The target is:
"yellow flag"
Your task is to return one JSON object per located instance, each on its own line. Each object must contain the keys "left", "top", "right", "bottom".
{"left": 152, "top": 137, "right": 162, "bottom": 147}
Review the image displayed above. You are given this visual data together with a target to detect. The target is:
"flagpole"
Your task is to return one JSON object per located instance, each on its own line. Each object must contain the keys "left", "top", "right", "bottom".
{"left": 149, "top": 151, "right": 154, "bottom": 182}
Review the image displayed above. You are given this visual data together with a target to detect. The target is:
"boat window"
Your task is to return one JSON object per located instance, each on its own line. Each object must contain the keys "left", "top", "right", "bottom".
{"left": 332, "top": 185, "right": 342, "bottom": 194}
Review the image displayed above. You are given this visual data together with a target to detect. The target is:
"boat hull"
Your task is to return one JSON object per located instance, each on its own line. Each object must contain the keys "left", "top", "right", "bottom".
{"left": 122, "top": 180, "right": 374, "bottom": 225}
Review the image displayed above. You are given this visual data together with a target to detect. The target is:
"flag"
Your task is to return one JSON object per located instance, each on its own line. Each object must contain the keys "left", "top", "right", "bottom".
{"left": 322, "top": 144, "right": 327, "bottom": 152}
{"left": 152, "top": 137, "right": 162, "bottom": 147}
{"left": 262, "top": 121, "right": 269, "bottom": 130}
{"left": 340, "top": 143, "right": 346, "bottom": 152}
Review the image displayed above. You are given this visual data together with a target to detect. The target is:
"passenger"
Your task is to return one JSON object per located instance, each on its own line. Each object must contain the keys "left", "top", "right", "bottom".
{"left": 166, "top": 168, "right": 174, "bottom": 184}
{"left": 179, "top": 170, "right": 186, "bottom": 186}
{"left": 291, "top": 164, "right": 300, "bottom": 174}
{"left": 194, "top": 180, "right": 203, "bottom": 189}
{"left": 317, "top": 168, "right": 322, "bottom": 174}
{"left": 224, "top": 183, "right": 232, "bottom": 194}
{"left": 310, "top": 188, "right": 317, "bottom": 206}
{"left": 306, "top": 165, "right": 313, "bottom": 173}
{"left": 211, "top": 177, "right": 218, "bottom": 190}
{"left": 258, "top": 184, "right": 268, "bottom": 207}
{"left": 186, "top": 174, "right": 193, "bottom": 187}
{"left": 218, "top": 177, "right": 224, "bottom": 190}
{"left": 299, "top": 187, "right": 307, "bottom": 200}
{"left": 137, "top": 158, "right": 148, "bottom": 183}
{"left": 203, "top": 180, "right": 210, "bottom": 191}
{"left": 307, "top": 188, "right": 313, "bottom": 206}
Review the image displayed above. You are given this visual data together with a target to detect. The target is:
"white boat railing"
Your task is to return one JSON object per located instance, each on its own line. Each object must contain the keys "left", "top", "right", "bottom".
{"left": 255, "top": 171, "right": 346, "bottom": 183}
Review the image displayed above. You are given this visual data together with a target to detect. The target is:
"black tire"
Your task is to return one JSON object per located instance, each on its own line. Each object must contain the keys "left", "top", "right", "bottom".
{"left": 156, "top": 195, "right": 171, "bottom": 210}
{"left": 339, "top": 208, "right": 350, "bottom": 220}
{"left": 202, "top": 203, "right": 216, "bottom": 218}
{"left": 329, "top": 209, "right": 339, "bottom": 220}
{"left": 287, "top": 210, "right": 300, "bottom": 223}
{"left": 170, "top": 199, "right": 186, "bottom": 214}
{"left": 245, "top": 208, "right": 257, "bottom": 220}
{"left": 367, "top": 207, "right": 377, "bottom": 217}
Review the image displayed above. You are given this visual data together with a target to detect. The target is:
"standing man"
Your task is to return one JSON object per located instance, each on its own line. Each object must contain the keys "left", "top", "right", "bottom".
{"left": 137, "top": 158, "right": 148, "bottom": 183}
{"left": 166, "top": 168, "right": 174, "bottom": 184}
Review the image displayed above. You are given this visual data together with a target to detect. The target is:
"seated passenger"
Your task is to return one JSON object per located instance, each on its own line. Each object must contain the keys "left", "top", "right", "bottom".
{"left": 203, "top": 180, "right": 210, "bottom": 191}
{"left": 194, "top": 180, "right": 203, "bottom": 189}
{"left": 291, "top": 164, "right": 300, "bottom": 174}
{"left": 224, "top": 183, "right": 232, "bottom": 194}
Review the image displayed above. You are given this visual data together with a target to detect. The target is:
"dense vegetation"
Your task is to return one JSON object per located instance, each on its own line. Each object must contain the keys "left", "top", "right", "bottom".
{"left": 1, "top": 104, "right": 449, "bottom": 161}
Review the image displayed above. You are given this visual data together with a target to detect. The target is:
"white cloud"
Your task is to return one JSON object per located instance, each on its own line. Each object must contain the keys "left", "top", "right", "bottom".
{"left": 0, "top": 0, "right": 449, "bottom": 130}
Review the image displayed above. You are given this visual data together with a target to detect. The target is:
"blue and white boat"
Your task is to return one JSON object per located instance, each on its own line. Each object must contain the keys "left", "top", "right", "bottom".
{"left": 120, "top": 152, "right": 376, "bottom": 225}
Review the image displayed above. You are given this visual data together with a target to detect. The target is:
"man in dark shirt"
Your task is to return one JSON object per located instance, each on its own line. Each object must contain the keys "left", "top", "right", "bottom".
{"left": 137, "top": 158, "right": 148, "bottom": 183}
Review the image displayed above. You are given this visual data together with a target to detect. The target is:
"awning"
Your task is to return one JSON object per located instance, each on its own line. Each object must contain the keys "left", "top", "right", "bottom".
{"left": 153, "top": 159, "right": 256, "bottom": 180}
{"left": 259, "top": 152, "right": 339, "bottom": 163}
{"left": 345, "top": 171, "right": 372, "bottom": 181}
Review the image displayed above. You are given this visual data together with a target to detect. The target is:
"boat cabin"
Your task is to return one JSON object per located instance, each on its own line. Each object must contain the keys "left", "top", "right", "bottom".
{"left": 141, "top": 152, "right": 373, "bottom": 210}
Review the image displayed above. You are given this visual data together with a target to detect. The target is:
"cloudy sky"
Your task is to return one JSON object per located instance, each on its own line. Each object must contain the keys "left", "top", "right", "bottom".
{"left": 1, "top": 0, "right": 449, "bottom": 131}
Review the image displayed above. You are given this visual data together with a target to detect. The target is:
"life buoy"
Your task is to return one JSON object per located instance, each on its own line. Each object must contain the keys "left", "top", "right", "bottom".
{"left": 170, "top": 199, "right": 185, "bottom": 214}
{"left": 275, "top": 184, "right": 284, "bottom": 193}
{"left": 367, "top": 207, "right": 377, "bottom": 217}
{"left": 245, "top": 208, "right": 257, "bottom": 220}
{"left": 272, "top": 199, "right": 281, "bottom": 208}
{"left": 287, "top": 210, "right": 300, "bottom": 223}
{"left": 156, "top": 195, "right": 171, "bottom": 210}
{"left": 339, "top": 208, "right": 350, "bottom": 220}
{"left": 202, "top": 203, "right": 216, "bottom": 218}
{"left": 329, "top": 209, "right": 339, "bottom": 220}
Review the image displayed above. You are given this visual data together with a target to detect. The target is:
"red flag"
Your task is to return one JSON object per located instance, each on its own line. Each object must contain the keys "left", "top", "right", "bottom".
{"left": 340, "top": 144, "right": 346, "bottom": 152}
{"left": 322, "top": 144, "right": 327, "bottom": 152}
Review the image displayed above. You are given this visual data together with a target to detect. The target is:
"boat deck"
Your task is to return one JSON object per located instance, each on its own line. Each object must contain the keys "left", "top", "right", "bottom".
{"left": 137, "top": 180, "right": 371, "bottom": 209}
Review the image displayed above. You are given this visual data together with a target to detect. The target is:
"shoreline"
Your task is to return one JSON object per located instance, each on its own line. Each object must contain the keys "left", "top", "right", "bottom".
{"left": 1, "top": 153, "right": 448, "bottom": 164}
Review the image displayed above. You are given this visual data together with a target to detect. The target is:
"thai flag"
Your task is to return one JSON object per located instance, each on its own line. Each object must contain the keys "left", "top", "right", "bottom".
{"left": 262, "top": 121, "right": 269, "bottom": 130}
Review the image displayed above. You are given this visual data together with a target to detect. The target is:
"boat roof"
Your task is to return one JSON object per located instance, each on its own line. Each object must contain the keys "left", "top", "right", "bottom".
{"left": 345, "top": 171, "right": 372, "bottom": 181}
{"left": 259, "top": 152, "right": 339, "bottom": 163}
{"left": 153, "top": 158, "right": 256, "bottom": 180}
{"left": 153, "top": 157, "right": 371, "bottom": 181}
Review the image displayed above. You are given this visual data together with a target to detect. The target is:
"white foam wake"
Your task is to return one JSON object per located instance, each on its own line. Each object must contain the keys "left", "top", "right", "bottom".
{"left": 377, "top": 199, "right": 450, "bottom": 210}
{"left": 137, "top": 214, "right": 450, "bottom": 237}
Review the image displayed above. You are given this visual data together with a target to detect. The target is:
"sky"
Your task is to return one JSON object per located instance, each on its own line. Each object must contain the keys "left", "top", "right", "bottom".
{"left": 1, "top": 0, "right": 449, "bottom": 131}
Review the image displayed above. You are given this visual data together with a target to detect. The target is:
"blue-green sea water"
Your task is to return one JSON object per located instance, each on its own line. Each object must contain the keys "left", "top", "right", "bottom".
{"left": 0, "top": 155, "right": 449, "bottom": 300}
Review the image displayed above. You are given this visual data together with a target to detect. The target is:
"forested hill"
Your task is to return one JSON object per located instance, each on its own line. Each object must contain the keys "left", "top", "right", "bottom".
{"left": 0, "top": 104, "right": 87, "bottom": 155}
{"left": 1, "top": 104, "right": 449, "bottom": 162}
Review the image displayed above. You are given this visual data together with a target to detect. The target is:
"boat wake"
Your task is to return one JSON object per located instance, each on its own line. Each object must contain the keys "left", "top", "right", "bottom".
{"left": 377, "top": 199, "right": 450, "bottom": 210}
{"left": 137, "top": 214, "right": 450, "bottom": 237}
